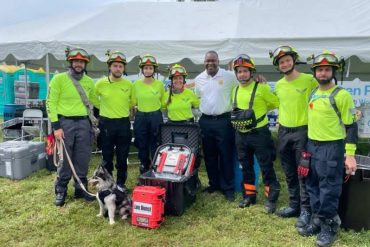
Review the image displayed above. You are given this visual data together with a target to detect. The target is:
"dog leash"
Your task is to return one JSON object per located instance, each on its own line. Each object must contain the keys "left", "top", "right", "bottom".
{"left": 53, "top": 138, "right": 96, "bottom": 197}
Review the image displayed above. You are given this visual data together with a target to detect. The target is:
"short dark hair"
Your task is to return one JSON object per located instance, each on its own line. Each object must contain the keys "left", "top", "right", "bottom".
{"left": 205, "top": 50, "right": 219, "bottom": 59}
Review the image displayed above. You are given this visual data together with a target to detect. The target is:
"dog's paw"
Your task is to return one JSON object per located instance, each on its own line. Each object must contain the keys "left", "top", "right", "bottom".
{"left": 121, "top": 214, "right": 128, "bottom": 220}
{"left": 109, "top": 220, "right": 116, "bottom": 225}
{"left": 96, "top": 213, "right": 103, "bottom": 217}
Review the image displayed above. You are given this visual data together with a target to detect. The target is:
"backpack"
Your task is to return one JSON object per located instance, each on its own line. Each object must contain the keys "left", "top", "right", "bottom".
{"left": 309, "top": 86, "right": 344, "bottom": 125}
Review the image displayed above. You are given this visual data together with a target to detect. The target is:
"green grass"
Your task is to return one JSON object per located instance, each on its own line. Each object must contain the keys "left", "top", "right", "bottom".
{"left": 0, "top": 152, "right": 369, "bottom": 247}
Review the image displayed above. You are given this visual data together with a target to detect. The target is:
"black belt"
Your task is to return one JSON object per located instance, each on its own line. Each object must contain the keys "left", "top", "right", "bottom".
{"left": 136, "top": 110, "right": 161, "bottom": 116}
{"left": 201, "top": 112, "right": 230, "bottom": 120}
{"left": 308, "top": 139, "right": 344, "bottom": 146}
{"left": 58, "top": 114, "right": 88, "bottom": 120}
{"left": 279, "top": 125, "right": 307, "bottom": 133}
{"left": 168, "top": 118, "right": 194, "bottom": 123}
{"left": 238, "top": 125, "right": 269, "bottom": 135}
{"left": 100, "top": 116, "right": 129, "bottom": 121}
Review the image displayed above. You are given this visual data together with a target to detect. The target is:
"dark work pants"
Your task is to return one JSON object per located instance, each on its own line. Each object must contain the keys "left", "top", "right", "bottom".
{"left": 306, "top": 139, "right": 344, "bottom": 219}
{"left": 133, "top": 110, "right": 163, "bottom": 171}
{"left": 55, "top": 117, "right": 92, "bottom": 192}
{"left": 199, "top": 114, "right": 235, "bottom": 193}
{"left": 278, "top": 126, "right": 310, "bottom": 211}
{"left": 99, "top": 117, "right": 131, "bottom": 186}
{"left": 236, "top": 126, "right": 280, "bottom": 197}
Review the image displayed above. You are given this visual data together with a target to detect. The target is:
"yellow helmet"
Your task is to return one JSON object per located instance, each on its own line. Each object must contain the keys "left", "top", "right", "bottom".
{"left": 169, "top": 64, "right": 187, "bottom": 79}
{"left": 311, "top": 51, "right": 343, "bottom": 71}
{"left": 139, "top": 54, "right": 158, "bottom": 68}
{"left": 106, "top": 50, "right": 127, "bottom": 65}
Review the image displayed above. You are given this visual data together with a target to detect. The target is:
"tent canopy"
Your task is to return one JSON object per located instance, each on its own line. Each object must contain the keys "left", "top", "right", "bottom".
{"left": 1, "top": 0, "right": 370, "bottom": 66}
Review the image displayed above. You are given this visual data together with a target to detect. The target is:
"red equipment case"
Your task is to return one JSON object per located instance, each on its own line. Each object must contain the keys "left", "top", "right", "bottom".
{"left": 131, "top": 186, "right": 166, "bottom": 229}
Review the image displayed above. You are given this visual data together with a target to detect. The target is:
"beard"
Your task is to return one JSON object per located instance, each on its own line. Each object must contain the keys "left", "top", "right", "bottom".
{"left": 111, "top": 71, "right": 123, "bottom": 79}
{"left": 317, "top": 78, "right": 332, "bottom": 85}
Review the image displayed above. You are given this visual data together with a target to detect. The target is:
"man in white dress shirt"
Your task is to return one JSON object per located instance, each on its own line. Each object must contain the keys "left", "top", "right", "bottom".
{"left": 195, "top": 51, "right": 238, "bottom": 201}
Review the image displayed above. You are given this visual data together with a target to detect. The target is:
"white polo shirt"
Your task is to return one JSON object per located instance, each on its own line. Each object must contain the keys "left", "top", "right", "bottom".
{"left": 195, "top": 68, "right": 238, "bottom": 115}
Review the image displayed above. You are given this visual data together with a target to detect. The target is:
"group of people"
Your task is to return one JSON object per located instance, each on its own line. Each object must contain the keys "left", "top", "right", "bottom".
{"left": 46, "top": 45, "right": 358, "bottom": 247}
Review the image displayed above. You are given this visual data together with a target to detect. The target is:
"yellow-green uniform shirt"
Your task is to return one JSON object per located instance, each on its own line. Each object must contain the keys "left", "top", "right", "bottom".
{"left": 161, "top": 88, "right": 200, "bottom": 121}
{"left": 132, "top": 79, "right": 165, "bottom": 112}
{"left": 46, "top": 72, "right": 99, "bottom": 123}
{"left": 232, "top": 80, "right": 279, "bottom": 133}
{"left": 275, "top": 73, "right": 318, "bottom": 127}
{"left": 95, "top": 77, "right": 133, "bottom": 118}
{"left": 308, "top": 86, "right": 357, "bottom": 155}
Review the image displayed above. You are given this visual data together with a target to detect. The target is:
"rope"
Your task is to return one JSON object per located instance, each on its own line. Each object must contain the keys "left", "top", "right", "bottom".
{"left": 53, "top": 138, "right": 95, "bottom": 197}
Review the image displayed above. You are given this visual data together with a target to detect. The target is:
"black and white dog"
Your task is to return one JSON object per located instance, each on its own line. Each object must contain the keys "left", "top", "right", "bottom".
{"left": 89, "top": 165, "right": 132, "bottom": 225}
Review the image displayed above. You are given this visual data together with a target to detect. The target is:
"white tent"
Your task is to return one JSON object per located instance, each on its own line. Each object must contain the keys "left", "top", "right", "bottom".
{"left": 1, "top": 0, "right": 370, "bottom": 79}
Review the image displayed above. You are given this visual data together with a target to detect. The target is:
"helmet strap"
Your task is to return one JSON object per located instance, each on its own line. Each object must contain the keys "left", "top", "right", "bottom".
{"left": 141, "top": 68, "right": 155, "bottom": 78}
{"left": 280, "top": 61, "right": 295, "bottom": 75}
{"left": 235, "top": 69, "right": 253, "bottom": 84}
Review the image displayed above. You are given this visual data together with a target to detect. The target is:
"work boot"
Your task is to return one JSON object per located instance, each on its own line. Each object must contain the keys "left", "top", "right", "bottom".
{"left": 241, "top": 183, "right": 257, "bottom": 204}
{"left": 239, "top": 196, "right": 257, "bottom": 208}
{"left": 264, "top": 185, "right": 280, "bottom": 214}
{"left": 55, "top": 187, "right": 67, "bottom": 207}
{"left": 316, "top": 216, "right": 341, "bottom": 247}
{"left": 224, "top": 191, "right": 235, "bottom": 202}
{"left": 74, "top": 188, "right": 96, "bottom": 202}
{"left": 295, "top": 210, "right": 312, "bottom": 228}
{"left": 297, "top": 216, "right": 321, "bottom": 236}
{"left": 202, "top": 186, "right": 219, "bottom": 193}
{"left": 275, "top": 207, "right": 300, "bottom": 218}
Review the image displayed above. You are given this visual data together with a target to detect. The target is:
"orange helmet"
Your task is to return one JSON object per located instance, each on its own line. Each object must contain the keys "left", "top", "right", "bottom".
{"left": 232, "top": 54, "right": 256, "bottom": 72}
{"left": 65, "top": 47, "right": 90, "bottom": 63}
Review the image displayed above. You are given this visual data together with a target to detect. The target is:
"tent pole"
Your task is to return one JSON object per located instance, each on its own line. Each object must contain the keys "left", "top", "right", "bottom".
{"left": 46, "top": 53, "right": 50, "bottom": 87}
{"left": 45, "top": 53, "right": 52, "bottom": 135}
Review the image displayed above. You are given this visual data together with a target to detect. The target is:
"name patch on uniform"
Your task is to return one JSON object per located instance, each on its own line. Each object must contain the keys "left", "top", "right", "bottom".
{"left": 218, "top": 80, "right": 224, "bottom": 85}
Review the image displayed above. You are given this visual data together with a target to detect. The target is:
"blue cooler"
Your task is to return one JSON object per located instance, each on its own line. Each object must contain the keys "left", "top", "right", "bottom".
{"left": 234, "top": 150, "right": 260, "bottom": 192}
